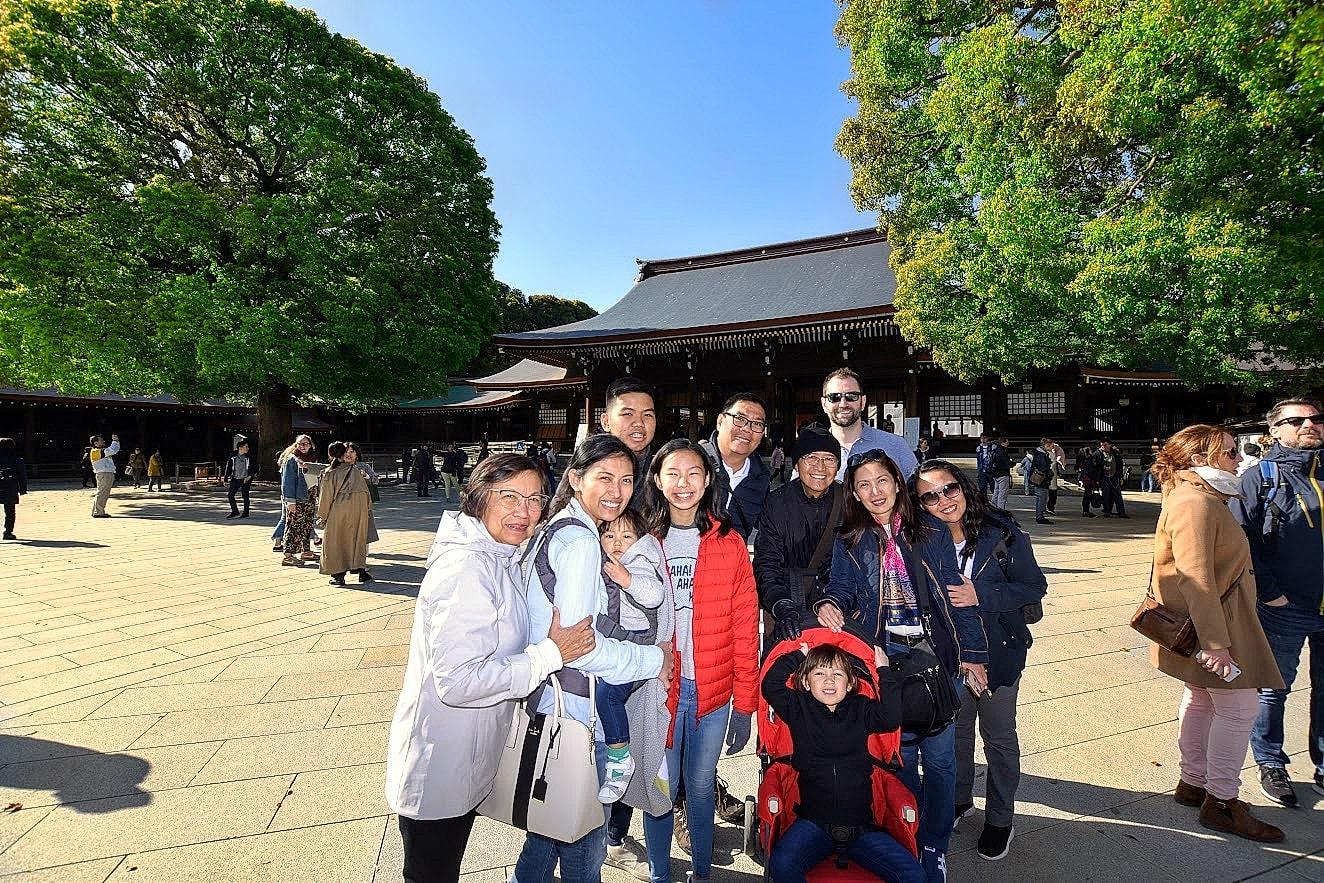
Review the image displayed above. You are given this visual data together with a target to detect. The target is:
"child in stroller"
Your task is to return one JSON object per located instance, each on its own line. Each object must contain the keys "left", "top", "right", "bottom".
{"left": 758, "top": 627, "right": 924, "bottom": 883}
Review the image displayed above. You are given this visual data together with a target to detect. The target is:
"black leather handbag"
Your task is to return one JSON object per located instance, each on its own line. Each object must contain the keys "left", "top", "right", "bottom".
{"left": 888, "top": 556, "right": 962, "bottom": 738}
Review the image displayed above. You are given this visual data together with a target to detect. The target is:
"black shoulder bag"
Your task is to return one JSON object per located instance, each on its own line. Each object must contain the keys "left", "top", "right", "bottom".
{"left": 887, "top": 540, "right": 962, "bottom": 739}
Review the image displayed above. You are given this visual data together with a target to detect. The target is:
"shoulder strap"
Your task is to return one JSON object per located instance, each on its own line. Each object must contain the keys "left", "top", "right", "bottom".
{"left": 807, "top": 485, "right": 845, "bottom": 574}
{"left": 528, "top": 517, "right": 597, "bottom": 699}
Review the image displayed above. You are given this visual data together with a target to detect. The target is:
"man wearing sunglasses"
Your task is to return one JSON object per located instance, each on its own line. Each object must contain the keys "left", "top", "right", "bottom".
{"left": 1231, "top": 396, "right": 1324, "bottom": 808}
{"left": 820, "top": 367, "right": 918, "bottom": 481}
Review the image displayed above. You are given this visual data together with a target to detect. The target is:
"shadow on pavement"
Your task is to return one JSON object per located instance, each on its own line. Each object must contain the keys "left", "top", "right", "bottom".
{"left": 0, "top": 735, "right": 150, "bottom": 813}
{"left": 9, "top": 539, "right": 107, "bottom": 549}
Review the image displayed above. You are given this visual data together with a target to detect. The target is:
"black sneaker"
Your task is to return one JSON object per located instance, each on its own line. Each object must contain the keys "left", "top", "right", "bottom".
{"left": 2, "top": 532, "right": 15, "bottom": 540}
{"left": 1258, "top": 766, "right": 1298, "bottom": 808}
{"left": 358, "top": 570, "right": 374, "bottom": 583}
{"left": 977, "top": 824, "right": 1014, "bottom": 861}
{"left": 226, "top": 512, "right": 239, "bottom": 519}
{"left": 328, "top": 575, "right": 347, "bottom": 587}
{"left": 953, "top": 802, "right": 975, "bottom": 829}
{"left": 1036, "top": 518, "right": 1053, "bottom": 524}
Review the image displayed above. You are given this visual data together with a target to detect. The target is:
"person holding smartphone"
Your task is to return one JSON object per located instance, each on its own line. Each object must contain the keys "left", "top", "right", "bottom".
{"left": 910, "top": 461, "right": 1046, "bottom": 862}
{"left": 1148, "top": 425, "right": 1285, "bottom": 842}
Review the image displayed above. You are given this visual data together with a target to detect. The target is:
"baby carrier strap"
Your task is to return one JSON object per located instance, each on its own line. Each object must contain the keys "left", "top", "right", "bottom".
{"left": 532, "top": 519, "right": 654, "bottom": 670}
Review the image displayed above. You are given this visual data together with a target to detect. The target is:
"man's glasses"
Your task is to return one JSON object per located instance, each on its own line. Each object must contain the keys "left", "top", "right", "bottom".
{"left": 722, "top": 412, "right": 767, "bottom": 433}
{"left": 917, "top": 482, "right": 963, "bottom": 507}
{"left": 1272, "top": 413, "right": 1324, "bottom": 428}
{"left": 493, "top": 489, "right": 550, "bottom": 512}
{"left": 823, "top": 392, "right": 862, "bottom": 404}
{"left": 799, "top": 454, "right": 839, "bottom": 469}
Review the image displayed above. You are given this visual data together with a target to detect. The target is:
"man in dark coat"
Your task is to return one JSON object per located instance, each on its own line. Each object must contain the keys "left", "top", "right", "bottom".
{"left": 411, "top": 444, "right": 435, "bottom": 498}
{"left": 0, "top": 437, "right": 30, "bottom": 540}
{"left": 701, "top": 392, "right": 772, "bottom": 541}
{"left": 753, "top": 428, "right": 843, "bottom": 643}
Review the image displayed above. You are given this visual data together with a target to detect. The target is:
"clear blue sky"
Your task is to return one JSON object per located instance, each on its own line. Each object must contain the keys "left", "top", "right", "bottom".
{"left": 297, "top": 1, "right": 871, "bottom": 312}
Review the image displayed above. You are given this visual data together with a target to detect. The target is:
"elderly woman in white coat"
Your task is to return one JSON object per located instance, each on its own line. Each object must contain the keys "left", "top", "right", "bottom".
{"left": 385, "top": 454, "right": 596, "bottom": 883}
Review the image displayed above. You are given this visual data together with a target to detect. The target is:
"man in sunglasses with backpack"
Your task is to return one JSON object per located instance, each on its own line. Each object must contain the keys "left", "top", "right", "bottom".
{"left": 1230, "top": 396, "right": 1324, "bottom": 808}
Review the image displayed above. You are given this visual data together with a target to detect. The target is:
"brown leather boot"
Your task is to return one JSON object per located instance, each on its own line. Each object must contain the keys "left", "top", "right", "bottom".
{"left": 1198, "top": 795, "right": 1285, "bottom": 843}
{"left": 1174, "top": 779, "right": 1207, "bottom": 807}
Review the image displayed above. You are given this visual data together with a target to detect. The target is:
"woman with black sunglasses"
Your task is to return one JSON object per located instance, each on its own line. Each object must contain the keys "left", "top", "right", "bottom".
{"left": 814, "top": 448, "right": 987, "bottom": 883}
{"left": 910, "top": 461, "right": 1047, "bottom": 862}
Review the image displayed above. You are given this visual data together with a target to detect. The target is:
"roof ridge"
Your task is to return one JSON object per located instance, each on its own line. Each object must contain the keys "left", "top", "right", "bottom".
{"left": 636, "top": 228, "right": 886, "bottom": 280}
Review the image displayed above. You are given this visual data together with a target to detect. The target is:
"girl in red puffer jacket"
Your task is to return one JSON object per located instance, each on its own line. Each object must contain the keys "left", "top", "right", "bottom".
{"left": 639, "top": 439, "right": 760, "bottom": 883}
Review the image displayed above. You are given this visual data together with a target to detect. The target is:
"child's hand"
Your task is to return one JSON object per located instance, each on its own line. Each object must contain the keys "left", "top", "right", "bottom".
{"left": 603, "top": 556, "right": 632, "bottom": 588}
{"left": 874, "top": 645, "right": 889, "bottom": 668}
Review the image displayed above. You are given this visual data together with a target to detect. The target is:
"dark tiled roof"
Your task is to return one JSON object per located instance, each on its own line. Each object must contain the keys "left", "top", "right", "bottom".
{"left": 497, "top": 229, "right": 893, "bottom": 345}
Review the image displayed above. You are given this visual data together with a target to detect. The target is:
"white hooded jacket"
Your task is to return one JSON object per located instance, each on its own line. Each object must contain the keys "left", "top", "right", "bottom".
{"left": 386, "top": 511, "right": 563, "bottom": 819}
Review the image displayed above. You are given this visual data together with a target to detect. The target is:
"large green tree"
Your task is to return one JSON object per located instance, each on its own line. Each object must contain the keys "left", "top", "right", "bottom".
{"left": 0, "top": 0, "right": 500, "bottom": 467}
{"left": 837, "top": 0, "right": 1323, "bottom": 385}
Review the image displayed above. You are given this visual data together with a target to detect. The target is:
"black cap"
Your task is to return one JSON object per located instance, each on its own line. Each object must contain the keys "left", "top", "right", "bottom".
{"left": 793, "top": 427, "right": 840, "bottom": 463}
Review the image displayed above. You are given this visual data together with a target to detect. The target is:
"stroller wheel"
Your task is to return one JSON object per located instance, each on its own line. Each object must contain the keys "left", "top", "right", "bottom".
{"left": 742, "top": 796, "right": 758, "bottom": 858}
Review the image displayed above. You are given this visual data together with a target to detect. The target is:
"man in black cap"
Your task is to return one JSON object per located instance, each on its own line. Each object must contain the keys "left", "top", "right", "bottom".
{"left": 753, "top": 427, "right": 845, "bottom": 646}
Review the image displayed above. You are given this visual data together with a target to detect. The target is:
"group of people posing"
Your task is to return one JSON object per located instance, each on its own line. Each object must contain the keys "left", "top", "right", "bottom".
{"left": 384, "top": 367, "right": 1061, "bottom": 883}
{"left": 271, "top": 434, "right": 380, "bottom": 585}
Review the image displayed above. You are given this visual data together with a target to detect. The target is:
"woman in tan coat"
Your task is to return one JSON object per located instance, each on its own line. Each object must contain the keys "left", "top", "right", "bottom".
{"left": 1149, "top": 424, "right": 1285, "bottom": 843}
{"left": 317, "top": 441, "right": 375, "bottom": 586}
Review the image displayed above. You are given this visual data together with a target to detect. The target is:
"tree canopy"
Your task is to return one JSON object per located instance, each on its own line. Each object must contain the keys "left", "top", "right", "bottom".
{"left": 464, "top": 283, "right": 597, "bottom": 376}
{"left": 836, "top": 0, "right": 1323, "bottom": 385}
{"left": 0, "top": 0, "right": 500, "bottom": 460}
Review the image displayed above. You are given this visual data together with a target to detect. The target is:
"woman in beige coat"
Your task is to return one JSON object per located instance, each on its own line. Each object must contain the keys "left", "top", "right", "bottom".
{"left": 317, "top": 441, "right": 374, "bottom": 586}
{"left": 1149, "top": 424, "right": 1285, "bottom": 843}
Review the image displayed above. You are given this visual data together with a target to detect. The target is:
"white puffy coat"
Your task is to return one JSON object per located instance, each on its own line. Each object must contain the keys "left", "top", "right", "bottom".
{"left": 385, "top": 511, "right": 562, "bottom": 819}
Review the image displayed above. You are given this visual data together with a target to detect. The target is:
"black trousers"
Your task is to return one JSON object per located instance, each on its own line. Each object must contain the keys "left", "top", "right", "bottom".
{"left": 3, "top": 502, "right": 14, "bottom": 534}
{"left": 1101, "top": 477, "right": 1127, "bottom": 515}
{"left": 416, "top": 476, "right": 431, "bottom": 497}
{"left": 228, "top": 479, "right": 251, "bottom": 514}
{"left": 606, "top": 800, "right": 633, "bottom": 845}
{"left": 399, "top": 811, "right": 476, "bottom": 883}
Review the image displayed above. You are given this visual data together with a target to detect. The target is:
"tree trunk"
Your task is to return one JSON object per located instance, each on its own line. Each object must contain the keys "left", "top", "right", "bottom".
{"left": 257, "top": 385, "right": 294, "bottom": 481}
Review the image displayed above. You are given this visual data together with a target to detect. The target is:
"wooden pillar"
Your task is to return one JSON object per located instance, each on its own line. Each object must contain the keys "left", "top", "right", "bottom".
{"left": 22, "top": 405, "right": 36, "bottom": 463}
{"left": 686, "top": 350, "right": 700, "bottom": 441}
{"left": 762, "top": 341, "right": 776, "bottom": 435}
{"left": 1148, "top": 390, "right": 1160, "bottom": 441}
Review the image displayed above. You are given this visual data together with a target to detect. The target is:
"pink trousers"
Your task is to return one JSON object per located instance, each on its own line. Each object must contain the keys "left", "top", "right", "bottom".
{"left": 1176, "top": 684, "right": 1259, "bottom": 800}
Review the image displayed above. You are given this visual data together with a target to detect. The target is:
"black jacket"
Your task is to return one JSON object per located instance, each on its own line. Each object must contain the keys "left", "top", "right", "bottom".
{"left": 959, "top": 514, "right": 1048, "bottom": 689}
{"left": 0, "top": 453, "right": 29, "bottom": 505}
{"left": 411, "top": 449, "right": 436, "bottom": 479}
{"left": 753, "top": 481, "right": 843, "bottom": 615}
{"left": 1231, "top": 443, "right": 1323, "bottom": 610}
{"left": 988, "top": 445, "right": 1012, "bottom": 478}
{"left": 762, "top": 649, "right": 901, "bottom": 826}
{"left": 1093, "top": 449, "right": 1124, "bottom": 480}
{"left": 702, "top": 434, "right": 771, "bottom": 540}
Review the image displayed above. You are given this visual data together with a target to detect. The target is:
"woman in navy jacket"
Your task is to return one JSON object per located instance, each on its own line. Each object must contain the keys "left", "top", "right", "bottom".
{"left": 814, "top": 448, "right": 987, "bottom": 883}
{"left": 911, "top": 460, "right": 1047, "bottom": 863}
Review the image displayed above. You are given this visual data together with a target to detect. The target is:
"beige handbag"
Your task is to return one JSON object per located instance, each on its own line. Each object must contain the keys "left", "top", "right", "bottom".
{"left": 478, "top": 675, "right": 602, "bottom": 842}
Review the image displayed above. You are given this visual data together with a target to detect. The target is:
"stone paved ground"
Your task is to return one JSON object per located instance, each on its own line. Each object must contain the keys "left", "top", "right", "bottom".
{"left": 0, "top": 481, "right": 1319, "bottom": 882}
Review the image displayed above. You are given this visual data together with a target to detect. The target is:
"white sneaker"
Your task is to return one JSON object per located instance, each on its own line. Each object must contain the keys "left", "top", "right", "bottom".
{"left": 599, "top": 753, "right": 635, "bottom": 803}
{"left": 605, "top": 839, "right": 651, "bottom": 881}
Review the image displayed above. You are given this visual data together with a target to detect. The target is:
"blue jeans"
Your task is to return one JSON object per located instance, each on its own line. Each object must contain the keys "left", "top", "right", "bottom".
{"left": 889, "top": 653, "right": 957, "bottom": 883}
{"left": 511, "top": 743, "right": 610, "bottom": 883}
{"left": 1033, "top": 486, "right": 1049, "bottom": 520}
{"left": 1140, "top": 472, "right": 1158, "bottom": 492}
{"left": 271, "top": 507, "right": 286, "bottom": 542}
{"left": 1250, "top": 600, "right": 1324, "bottom": 776}
{"left": 597, "top": 678, "right": 644, "bottom": 746}
{"left": 643, "top": 677, "right": 730, "bottom": 883}
{"left": 768, "top": 818, "right": 924, "bottom": 883}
